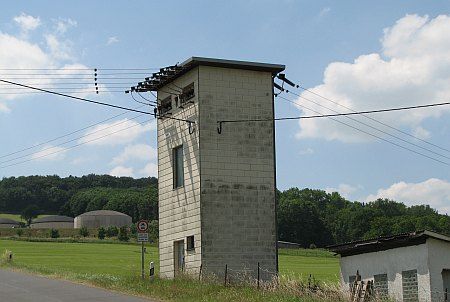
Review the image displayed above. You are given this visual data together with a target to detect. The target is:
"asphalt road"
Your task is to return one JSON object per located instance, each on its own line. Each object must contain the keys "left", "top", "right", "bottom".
{"left": 0, "top": 269, "right": 153, "bottom": 302}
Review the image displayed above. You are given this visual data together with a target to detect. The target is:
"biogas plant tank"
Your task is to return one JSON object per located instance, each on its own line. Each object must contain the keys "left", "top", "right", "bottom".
{"left": 74, "top": 210, "right": 132, "bottom": 228}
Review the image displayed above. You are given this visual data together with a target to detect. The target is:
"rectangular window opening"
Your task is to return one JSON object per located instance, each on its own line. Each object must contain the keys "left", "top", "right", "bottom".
{"left": 180, "top": 82, "right": 195, "bottom": 106}
{"left": 159, "top": 96, "right": 172, "bottom": 116}
{"left": 402, "top": 269, "right": 418, "bottom": 302}
{"left": 187, "top": 235, "right": 195, "bottom": 251}
{"left": 374, "top": 273, "right": 388, "bottom": 298}
{"left": 173, "top": 145, "right": 184, "bottom": 188}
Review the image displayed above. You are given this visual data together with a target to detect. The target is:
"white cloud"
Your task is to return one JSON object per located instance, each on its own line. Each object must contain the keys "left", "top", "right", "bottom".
{"left": 295, "top": 14, "right": 450, "bottom": 143}
{"left": 45, "top": 34, "right": 72, "bottom": 60}
{"left": 54, "top": 18, "right": 77, "bottom": 34}
{"left": 365, "top": 178, "right": 450, "bottom": 214}
{"left": 299, "top": 147, "right": 314, "bottom": 155}
{"left": 325, "top": 183, "right": 360, "bottom": 199}
{"left": 31, "top": 145, "right": 66, "bottom": 161}
{"left": 0, "top": 15, "right": 93, "bottom": 111}
{"left": 412, "top": 126, "right": 431, "bottom": 139}
{"left": 109, "top": 166, "right": 134, "bottom": 177}
{"left": 14, "top": 13, "right": 41, "bottom": 33}
{"left": 139, "top": 162, "right": 158, "bottom": 177}
{"left": 78, "top": 119, "right": 155, "bottom": 146}
{"left": 107, "top": 36, "right": 119, "bottom": 45}
{"left": 111, "top": 144, "right": 157, "bottom": 165}
{"left": 318, "top": 7, "right": 331, "bottom": 18}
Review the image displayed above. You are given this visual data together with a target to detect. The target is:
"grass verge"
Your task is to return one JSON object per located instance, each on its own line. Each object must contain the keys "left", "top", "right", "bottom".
{"left": 1, "top": 261, "right": 345, "bottom": 302}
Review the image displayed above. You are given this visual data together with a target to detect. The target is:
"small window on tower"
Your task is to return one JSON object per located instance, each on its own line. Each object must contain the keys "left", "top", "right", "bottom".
{"left": 159, "top": 96, "right": 172, "bottom": 115}
{"left": 180, "top": 82, "right": 195, "bottom": 106}
{"left": 187, "top": 235, "right": 195, "bottom": 251}
{"left": 173, "top": 145, "right": 184, "bottom": 188}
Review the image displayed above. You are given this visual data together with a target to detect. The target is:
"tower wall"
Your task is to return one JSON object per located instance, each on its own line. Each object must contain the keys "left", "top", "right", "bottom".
{"left": 198, "top": 66, "right": 277, "bottom": 280}
{"left": 157, "top": 62, "right": 278, "bottom": 281}
{"left": 157, "top": 67, "right": 202, "bottom": 278}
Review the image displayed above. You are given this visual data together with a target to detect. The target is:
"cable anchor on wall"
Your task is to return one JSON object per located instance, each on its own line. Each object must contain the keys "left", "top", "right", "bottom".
{"left": 188, "top": 121, "right": 195, "bottom": 135}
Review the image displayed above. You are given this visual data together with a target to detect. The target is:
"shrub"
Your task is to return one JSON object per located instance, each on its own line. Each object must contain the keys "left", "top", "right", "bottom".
{"left": 98, "top": 227, "right": 106, "bottom": 240}
{"left": 16, "top": 229, "right": 24, "bottom": 237}
{"left": 1, "top": 249, "right": 13, "bottom": 263}
{"left": 130, "top": 223, "right": 137, "bottom": 235}
{"left": 105, "top": 226, "right": 118, "bottom": 237}
{"left": 50, "top": 229, "right": 60, "bottom": 239}
{"left": 118, "top": 226, "right": 129, "bottom": 242}
{"left": 79, "top": 226, "right": 89, "bottom": 237}
{"left": 148, "top": 220, "right": 159, "bottom": 242}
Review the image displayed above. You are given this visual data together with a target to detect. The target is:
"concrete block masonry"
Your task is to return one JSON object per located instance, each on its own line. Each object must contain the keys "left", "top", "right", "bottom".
{"left": 156, "top": 57, "right": 285, "bottom": 280}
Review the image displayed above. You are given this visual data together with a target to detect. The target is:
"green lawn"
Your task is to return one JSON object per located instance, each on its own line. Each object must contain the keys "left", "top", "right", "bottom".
{"left": 0, "top": 213, "right": 49, "bottom": 223}
{"left": 0, "top": 239, "right": 339, "bottom": 282}
{"left": 0, "top": 240, "right": 342, "bottom": 302}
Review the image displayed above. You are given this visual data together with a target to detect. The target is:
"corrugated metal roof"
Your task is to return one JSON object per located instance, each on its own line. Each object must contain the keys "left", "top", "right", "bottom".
{"left": 328, "top": 230, "right": 450, "bottom": 257}
{"left": 31, "top": 215, "right": 73, "bottom": 223}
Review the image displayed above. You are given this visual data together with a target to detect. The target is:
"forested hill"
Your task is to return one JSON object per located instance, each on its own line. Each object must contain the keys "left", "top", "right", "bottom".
{"left": 278, "top": 188, "right": 450, "bottom": 247}
{"left": 1, "top": 175, "right": 449, "bottom": 247}
{"left": 0, "top": 175, "right": 158, "bottom": 222}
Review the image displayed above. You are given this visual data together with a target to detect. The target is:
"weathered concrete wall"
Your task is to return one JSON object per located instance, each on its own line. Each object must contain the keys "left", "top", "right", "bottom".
{"left": 198, "top": 66, "right": 277, "bottom": 281}
{"left": 339, "top": 244, "right": 431, "bottom": 301}
{"left": 157, "top": 65, "right": 277, "bottom": 281}
{"left": 427, "top": 238, "right": 450, "bottom": 301}
{"left": 30, "top": 222, "right": 74, "bottom": 229}
{"left": 74, "top": 214, "right": 131, "bottom": 228}
{"left": 158, "top": 67, "right": 202, "bottom": 279}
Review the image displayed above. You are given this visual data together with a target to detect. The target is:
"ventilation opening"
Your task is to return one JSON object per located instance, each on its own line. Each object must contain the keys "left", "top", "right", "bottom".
{"left": 180, "top": 83, "right": 195, "bottom": 107}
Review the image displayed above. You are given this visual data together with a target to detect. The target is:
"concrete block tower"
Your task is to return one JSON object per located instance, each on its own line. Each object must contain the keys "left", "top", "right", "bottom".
{"left": 149, "top": 57, "right": 284, "bottom": 280}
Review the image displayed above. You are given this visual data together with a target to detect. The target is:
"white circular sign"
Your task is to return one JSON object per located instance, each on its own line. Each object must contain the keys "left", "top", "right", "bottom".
{"left": 137, "top": 220, "right": 149, "bottom": 232}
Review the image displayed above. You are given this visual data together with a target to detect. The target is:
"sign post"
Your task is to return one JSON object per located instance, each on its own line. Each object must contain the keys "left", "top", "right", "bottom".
{"left": 137, "top": 220, "right": 149, "bottom": 279}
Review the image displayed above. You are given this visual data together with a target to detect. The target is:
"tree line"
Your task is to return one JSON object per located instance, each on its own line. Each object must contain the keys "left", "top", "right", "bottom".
{"left": 0, "top": 174, "right": 158, "bottom": 222}
{"left": 1, "top": 175, "right": 448, "bottom": 247}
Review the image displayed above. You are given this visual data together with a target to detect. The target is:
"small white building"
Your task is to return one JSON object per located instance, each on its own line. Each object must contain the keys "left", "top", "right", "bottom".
{"left": 329, "top": 231, "right": 450, "bottom": 301}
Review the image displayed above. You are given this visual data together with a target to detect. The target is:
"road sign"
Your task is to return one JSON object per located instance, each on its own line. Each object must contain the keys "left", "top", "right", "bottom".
{"left": 137, "top": 232, "right": 149, "bottom": 242}
{"left": 137, "top": 220, "right": 149, "bottom": 233}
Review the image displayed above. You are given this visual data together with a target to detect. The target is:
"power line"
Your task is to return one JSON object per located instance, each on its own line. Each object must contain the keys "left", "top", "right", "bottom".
{"left": 283, "top": 91, "right": 450, "bottom": 161}
{"left": 0, "top": 68, "right": 158, "bottom": 71}
{"left": 0, "top": 114, "right": 148, "bottom": 165}
{"left": 0, "top": 78, "right": 151, "bottom": 115}
{"left": 0, "top": 79, "right": 194, "bottom": 124}
{"left": 217, "top": 96, "right": 450, "bottom": 165}
{"left": 278, "top": 96, "right": 449, "bottom": 166}
{"left": 217, "top": 99, "right": 450, "bottom": 124}
{"left": 293, "top": 84, "right": 450, "bottom": 154}
{"left": 0, "top": 105, "right": 146, "bottom": 159}
{"left": 0, "top": 119, "right": 152, "bottom": 170}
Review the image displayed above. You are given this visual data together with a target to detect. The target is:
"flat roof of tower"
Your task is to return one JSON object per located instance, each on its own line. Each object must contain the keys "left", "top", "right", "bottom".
{"left": 182, "top": 57, "right": 285, "bottom": 74}
{"left": 131, "top": 57, "right": 285, "bottom": 92}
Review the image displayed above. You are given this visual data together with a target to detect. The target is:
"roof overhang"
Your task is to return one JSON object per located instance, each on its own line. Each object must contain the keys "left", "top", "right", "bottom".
{"left": 130, "top": 57, "right": 285, "bottom": 92}
{"left": 328, "top": 230, "right": 450, "bottom": 257}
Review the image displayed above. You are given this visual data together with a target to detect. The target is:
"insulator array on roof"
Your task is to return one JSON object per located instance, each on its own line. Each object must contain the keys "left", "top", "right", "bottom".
{"left": 126, "top": 64, "right": 186, "bottom": 94}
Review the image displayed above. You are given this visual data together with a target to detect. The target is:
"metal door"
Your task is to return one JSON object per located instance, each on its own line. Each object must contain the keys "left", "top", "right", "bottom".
{"left": 174, "top": 240, "right": 185, "bottom": 275}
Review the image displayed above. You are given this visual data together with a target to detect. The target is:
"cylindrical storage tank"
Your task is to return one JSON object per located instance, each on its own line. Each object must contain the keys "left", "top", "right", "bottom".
{"left": 30, "top": 215, "right": 74, "bottom": 229}
{"left": 74, "top": 210, "right": 132, "bottom": 229}
{"left": 0, "top": 218, "right": 21, "bottom": 228}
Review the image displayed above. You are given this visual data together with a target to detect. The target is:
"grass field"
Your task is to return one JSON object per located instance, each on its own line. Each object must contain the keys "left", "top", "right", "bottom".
{"left": 0, "top": 213, "right": 48, "bottom": 222}
{"left": 0, "top": 239, "right": 342, "bottom": 302}
{"left": 0, "top": 239, "right": 339, "bottom": 282}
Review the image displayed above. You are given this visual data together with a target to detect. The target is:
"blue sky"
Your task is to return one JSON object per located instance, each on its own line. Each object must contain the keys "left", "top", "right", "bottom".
{"left": 0, "top": 1, "right": 449, "bottom": 211}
